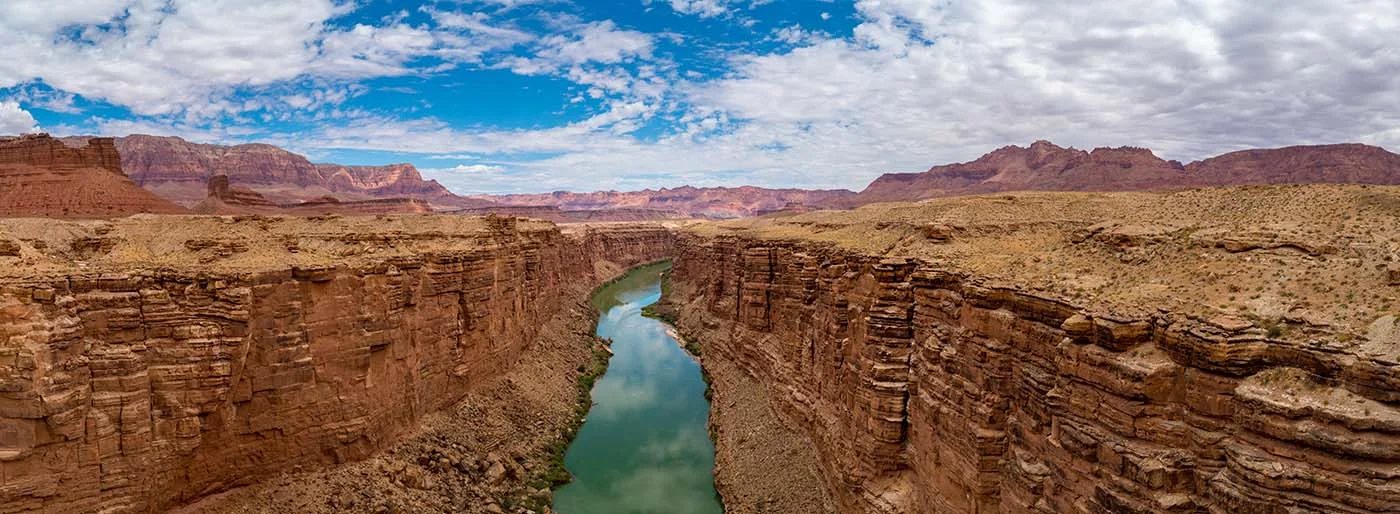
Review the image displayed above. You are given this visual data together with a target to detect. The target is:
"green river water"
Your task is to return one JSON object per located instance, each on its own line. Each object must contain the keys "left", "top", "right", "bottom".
{"left": 552, "top": 262, "right": 723, "bottom": 514}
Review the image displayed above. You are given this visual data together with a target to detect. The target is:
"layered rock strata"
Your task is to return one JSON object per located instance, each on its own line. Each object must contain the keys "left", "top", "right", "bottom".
{"left": 0, "top": 215, "right": 673, "bottom": 513}
{"left": 199, "top": 176, "right": 435, "bottom": 215}
{"left": 102, "top": 135, "right": 482, "bottom": 208}
{"left": 667, "top": 185, "right": 1400, "bottom": 514}
{"left": 0, "top": 135, "right": 186, "bottom": 218}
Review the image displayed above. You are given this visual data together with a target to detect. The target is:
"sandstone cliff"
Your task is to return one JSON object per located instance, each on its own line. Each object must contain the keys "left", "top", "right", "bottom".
{"left": 0, "top": 215, "right": 673, "bottom": 513}
{"left": 852, "top": 141, "right": 1400, "bottom": 205}
{"left": 0, "top": 135, "right": 186, "bottom": 218}
{"left": 668, "top": 185, "right": 1400, "bottom": 514}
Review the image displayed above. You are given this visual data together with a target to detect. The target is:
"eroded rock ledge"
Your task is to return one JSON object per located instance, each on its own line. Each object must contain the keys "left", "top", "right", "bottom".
{"left": 0, "top": 215, "right": 674, "bottom": 513}
{"left": 668, "top": 185, "right": 1400, "bottom": 514}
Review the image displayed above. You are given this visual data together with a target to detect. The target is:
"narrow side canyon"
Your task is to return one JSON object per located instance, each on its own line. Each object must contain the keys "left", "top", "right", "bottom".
{"left": 0, "top": 215, "right": 673, "bottom": 513}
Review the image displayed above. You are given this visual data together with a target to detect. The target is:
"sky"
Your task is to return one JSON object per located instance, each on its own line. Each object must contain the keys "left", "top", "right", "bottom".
{"left": 0, "top": 0, "right": 1397, "bottom": 194}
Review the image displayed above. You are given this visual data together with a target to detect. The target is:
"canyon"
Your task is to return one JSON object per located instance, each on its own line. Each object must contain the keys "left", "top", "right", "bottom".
{"left": 2, "top": 133, "right": 1399, "bottom": 514}
{"left": 663, "top": 184, "right": 1400, "bottom": 513}
{"left": 0, "top": 214, "right": 675, "bottom": 513}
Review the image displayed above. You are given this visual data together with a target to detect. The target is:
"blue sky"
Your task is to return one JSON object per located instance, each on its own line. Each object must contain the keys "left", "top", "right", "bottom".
{"left": 1, "top": 1, "right": 1397, "bottom": 194}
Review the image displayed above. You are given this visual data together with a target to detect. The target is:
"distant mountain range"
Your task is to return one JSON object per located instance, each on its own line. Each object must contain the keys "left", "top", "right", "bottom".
{"left": 850, "top": 140, "right": 1400, "bottom": 205}
{"left": 15, "top": 134, "right": 1400, "bottom": 220}
{"left": 96, "top": 134, "right": 856, "bottom": 218}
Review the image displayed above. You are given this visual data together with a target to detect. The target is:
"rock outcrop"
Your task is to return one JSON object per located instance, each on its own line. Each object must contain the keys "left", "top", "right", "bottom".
{"left": 202, "top": 175, "right": 280, "bottom": 210}
{"left": 197, "top": 176, "right": 435, "bottom": 216}
{"left": 0, "top": 215, "right": 674, "bottom": 513}
{"left": 852, "top": 140, "right": 1400, "bottom": 205}
{"left": 0, "top": 135, "right": 186, "bottom": 218}
{"left": 667, "top": 185, "right": 1400, "bottom": 514}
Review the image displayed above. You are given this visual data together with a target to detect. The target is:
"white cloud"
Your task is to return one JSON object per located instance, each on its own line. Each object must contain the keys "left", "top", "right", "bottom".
{"left": 504, "top": 20, "right": 654, "bottom": 74}
{"left": 770, "top": 25, "right": 826, "bottom": 45}
{"left": 669, "top": 0, "right": 730, "bottom": 18}
{"left": 0, "top": 102, "right": 39, "bottom": 134}
{"left": 445, "top": 163, "right": 506, "bottom": 173}
{"left": 0, "top": 0, "right": 529, "bottom": 118}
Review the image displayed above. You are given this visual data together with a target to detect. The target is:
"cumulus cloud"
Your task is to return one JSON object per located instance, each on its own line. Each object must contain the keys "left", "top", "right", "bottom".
{"left": 0, "top": 0, "right": 528, "bottom": 117}
{"left": 503, "top": 20, "right": 655, "bottom": 75}
{"left": 669, "top": 0, "right": 731, "bottom": 18}
{"left": 0, "top": 102, "right": 39, "bottom": 134}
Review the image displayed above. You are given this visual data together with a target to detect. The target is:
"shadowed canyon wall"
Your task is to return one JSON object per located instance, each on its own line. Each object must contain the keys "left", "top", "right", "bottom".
{"left": 668, "top": 232, "right": 1399, "bottom": 514}
{"left": 0, "top": 216, "right": 673, "bottom": 513}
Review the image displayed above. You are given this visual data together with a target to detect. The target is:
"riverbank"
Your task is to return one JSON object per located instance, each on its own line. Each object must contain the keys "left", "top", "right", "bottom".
{"left": 653, "top": 281, "right": 839, "bottom": 514}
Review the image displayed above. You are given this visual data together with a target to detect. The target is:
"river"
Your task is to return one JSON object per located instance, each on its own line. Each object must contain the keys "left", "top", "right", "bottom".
{"left": 552, "top": 262, "right": 723, "bottom": 514}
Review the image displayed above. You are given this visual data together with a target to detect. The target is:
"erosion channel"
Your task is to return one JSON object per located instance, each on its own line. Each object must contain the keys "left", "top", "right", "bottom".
{"left": 555, "top": 262, "right": 722, "bottom": 514}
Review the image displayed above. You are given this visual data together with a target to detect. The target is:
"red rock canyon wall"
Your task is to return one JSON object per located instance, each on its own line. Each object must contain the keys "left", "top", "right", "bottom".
{"left": 0, "top": 219, "right": 674, "bottom": 513}
{"left": 669, "top": 233, "right": 1399, "bottom": 514}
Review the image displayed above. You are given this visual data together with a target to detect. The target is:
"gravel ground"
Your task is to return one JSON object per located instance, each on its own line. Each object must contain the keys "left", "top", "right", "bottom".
{"left": 704, "top": 356, "right": 838, "bottom": 514}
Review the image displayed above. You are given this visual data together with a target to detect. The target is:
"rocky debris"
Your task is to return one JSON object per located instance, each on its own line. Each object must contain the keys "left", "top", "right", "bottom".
{"left": 919, "top": 223, "right": 956, "bottom": 242}
{"left": 0, "top": 134, "right": 187, "bottom": 218}
{"left": 0, "top": 216, "right": 675, "bottom": 513}
{"left": 669, "top": 185, "right": 1400, "bottom": 514}
{"left": 850, "top": 139, "right": 1400, "bottom": 206}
